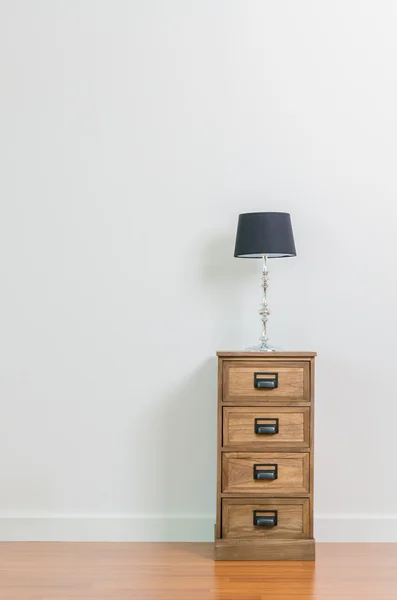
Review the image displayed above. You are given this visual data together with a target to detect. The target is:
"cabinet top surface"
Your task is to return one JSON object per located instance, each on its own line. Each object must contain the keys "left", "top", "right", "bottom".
{"left": 217, "top": 351, "right": 316, "bottom": 358}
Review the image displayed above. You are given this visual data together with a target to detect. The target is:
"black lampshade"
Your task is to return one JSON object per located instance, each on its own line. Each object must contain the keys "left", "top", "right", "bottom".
{"left": 234, "top": 212, "right": 296, "bottom": 258}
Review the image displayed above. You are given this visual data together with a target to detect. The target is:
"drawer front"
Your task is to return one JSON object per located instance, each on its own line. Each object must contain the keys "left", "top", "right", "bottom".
{"left": 223, "top": 361, "right": 310, "bottom": 403}
{"left": 222, "top": 498, "right": 310, "bottom": 540}
{"left": 223, "top": 406, "right": 310, "bottom": 450}
{"left": 222, "top": 452, "right": 310, "bottom": 495}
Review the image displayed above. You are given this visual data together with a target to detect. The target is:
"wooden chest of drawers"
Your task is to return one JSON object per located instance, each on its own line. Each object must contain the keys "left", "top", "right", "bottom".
{"left": 214, "top": 351, "right": 316, "bottom": 561}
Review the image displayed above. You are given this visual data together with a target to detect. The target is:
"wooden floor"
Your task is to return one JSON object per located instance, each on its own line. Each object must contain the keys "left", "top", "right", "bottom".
{"left": 0, "top": 542, "right": 396, "bottom": 599}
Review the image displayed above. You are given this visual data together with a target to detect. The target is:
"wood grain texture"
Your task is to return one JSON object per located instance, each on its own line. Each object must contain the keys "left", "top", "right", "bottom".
{"left": 222, "top": 400, "right": 311, "bottom": 407}
{"left": 217, "top": 351, "right": 317, "bottom": 357}
{"left": 214, "top": 538, "right": 315, "bottom": 561}
{"left": 1, "top": 543, "right": 397, "bottom": 599}
{"left": 309, "top": 356, "right": 315, "bottom": 537}
{"left": 222, "top": 452, "right": 310, "bottom": 495}
{"left": 223, "top": 360, "right": 310, "bottom": 403}
{"left": 216, "top": 352, "right": 316, "bottom": 560}
{"left": 222, "top": 498, "right": 309, "bottom": 539}
{"left": 223, "top": 406, "right": 310, "bottom": 450}
{"left": 216, "top": 357, "right": 223, "bottom": 540}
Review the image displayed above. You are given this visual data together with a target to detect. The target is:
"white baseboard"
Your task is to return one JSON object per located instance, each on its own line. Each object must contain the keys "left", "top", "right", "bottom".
{"left": 315, "top": 514, "right": 397, "bottom": 542}
{"left": 0, "top": 514, "right": 215, "bottom": 542}
{"left": 1, "top": 514, "right": 397, "bottom": 542}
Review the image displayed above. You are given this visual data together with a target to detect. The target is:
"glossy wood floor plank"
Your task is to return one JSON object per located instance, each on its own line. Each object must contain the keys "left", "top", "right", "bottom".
{"left": 0, "top": 543, "right": 396, "bottom": 599}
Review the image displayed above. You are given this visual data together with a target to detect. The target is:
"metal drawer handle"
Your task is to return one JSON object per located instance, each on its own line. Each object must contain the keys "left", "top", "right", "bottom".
{"left": 253, "top": 463, "right": 278, "bottom": 481}
{"left": 253, "top": 510, "right": 278, "bottom": 528}
{"left": 255, "top": 418, "right": 279, "bottom": 435}
{"left": 254, "top": 372, "right": 278, "bottom": 389}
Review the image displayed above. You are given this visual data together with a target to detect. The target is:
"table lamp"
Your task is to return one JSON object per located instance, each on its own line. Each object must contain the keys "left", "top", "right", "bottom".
{"left": 234, "top": 212, "right": 296, "bottom": 351}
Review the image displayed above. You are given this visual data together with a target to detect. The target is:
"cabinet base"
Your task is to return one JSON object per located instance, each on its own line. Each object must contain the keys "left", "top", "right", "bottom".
{"left": 214, "top": 538, "right": 315, "bottom": 561}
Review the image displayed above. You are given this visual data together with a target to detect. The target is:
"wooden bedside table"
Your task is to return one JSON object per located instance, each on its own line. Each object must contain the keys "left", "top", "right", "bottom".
{"left": 214, "top": 351, "right": 316, "bottom": 561}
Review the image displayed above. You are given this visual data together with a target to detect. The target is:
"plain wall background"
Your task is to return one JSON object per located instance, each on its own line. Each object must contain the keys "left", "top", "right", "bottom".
{"left": 1, "top": 0, "right": 397, "bottom": 541}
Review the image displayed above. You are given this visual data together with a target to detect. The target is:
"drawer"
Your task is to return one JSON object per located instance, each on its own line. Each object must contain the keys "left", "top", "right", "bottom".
{"left": 223, "top": 361, "right": 310, "bottom": 403}
{"left": 223, "top": 406, "right": 310, "bottom": 450}
{"left": 222, "top": 498, "right": 310, "bottom": 540}
{"left": 222, "top": 452, "right": 309, "bottom": 495}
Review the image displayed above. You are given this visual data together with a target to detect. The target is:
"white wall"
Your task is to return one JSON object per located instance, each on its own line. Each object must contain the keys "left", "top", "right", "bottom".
{"left": 1, "top": 0, "right": 397, "bottom": 542}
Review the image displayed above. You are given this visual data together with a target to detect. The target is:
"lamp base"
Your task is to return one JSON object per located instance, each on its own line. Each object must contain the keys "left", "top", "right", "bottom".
{"left": 245, "top": 342, "right": 282, "bottom": 352}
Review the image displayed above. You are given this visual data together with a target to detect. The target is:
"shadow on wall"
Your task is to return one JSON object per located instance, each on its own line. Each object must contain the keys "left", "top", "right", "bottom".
{"left": 198, "top": 232, "right": 258, "bottom": 343}
{"left": 199, "top": 232, "right": 258, "bottom": 284}
{"left": 152, "top": 358, "right": 217, "bottom": 541}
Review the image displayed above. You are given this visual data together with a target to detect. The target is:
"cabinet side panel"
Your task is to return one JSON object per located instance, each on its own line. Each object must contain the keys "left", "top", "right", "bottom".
{"left": 309, "top": 357, "right": 315, "bottom": 538}
{"left": 216, "top": 357, "right": 223, "bottom": 539}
